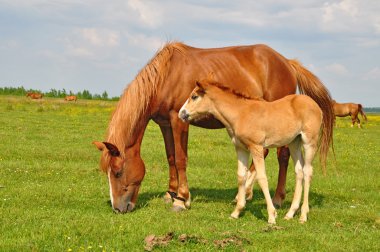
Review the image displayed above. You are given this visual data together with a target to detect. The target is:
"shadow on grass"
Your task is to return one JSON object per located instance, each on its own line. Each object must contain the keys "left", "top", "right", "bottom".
{"left": 107, "top": 188, "right": 324, "bottom": 220}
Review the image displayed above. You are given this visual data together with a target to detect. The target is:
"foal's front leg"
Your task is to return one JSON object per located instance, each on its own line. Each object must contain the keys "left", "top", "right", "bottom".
{"left": 230, "top": 147, "right": 250, "bottom": 219}
{"left": 250, "top": 145, "right": 277, "bottom": 224}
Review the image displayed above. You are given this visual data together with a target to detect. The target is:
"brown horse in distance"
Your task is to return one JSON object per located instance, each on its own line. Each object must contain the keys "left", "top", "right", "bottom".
{"left": 64, "top": 95, "right": 77, "bottom": 101}
{"left": 26, "top": 92, "right": 43, "bottom": 99}
{"left": 93, "top": 42, "right": 334, "bottom": 214}
{"left": 332, "top": 100, "right": 367, "bottom": 128}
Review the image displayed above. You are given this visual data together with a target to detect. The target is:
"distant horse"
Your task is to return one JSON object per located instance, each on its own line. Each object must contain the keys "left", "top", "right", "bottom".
{"left": 92, "top": 42, "right": 334, "bottom": 214}
{"left": 332, "top": 100, "right": 367, "bottom": 128}
{"left": 26, "top": 92, "right": 43, "bottom": 99}
{"left": 65, "top": 95, "right": 77, "bottom": 101}
{"left": 179, "top": 80, "right": 332, "bottom": 223}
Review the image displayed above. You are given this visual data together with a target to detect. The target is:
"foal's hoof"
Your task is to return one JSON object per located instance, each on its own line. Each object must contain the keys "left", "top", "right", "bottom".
{"left": 171, "top": 205, "right": 187, "bottom": 212}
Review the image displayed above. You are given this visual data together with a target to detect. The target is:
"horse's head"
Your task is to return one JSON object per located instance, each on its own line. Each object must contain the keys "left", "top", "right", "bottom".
{"left": 93, "top": 141, "right": 145, "bottom": 213}
{"left": 179, "top": 80, "right": 215, "bottom": 122}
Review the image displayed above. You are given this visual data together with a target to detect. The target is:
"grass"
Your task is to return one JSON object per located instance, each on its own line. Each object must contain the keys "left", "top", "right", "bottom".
{"left": 0, "top": 96, "right": 379, "bottom": 251}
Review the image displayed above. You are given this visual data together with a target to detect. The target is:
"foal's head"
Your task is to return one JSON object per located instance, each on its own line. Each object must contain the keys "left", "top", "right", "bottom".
{"left": 179, "top": 80, "right": 215, "bottom": 122}
{"left": 93, "top": 141, "right": 144, "bottom": 213}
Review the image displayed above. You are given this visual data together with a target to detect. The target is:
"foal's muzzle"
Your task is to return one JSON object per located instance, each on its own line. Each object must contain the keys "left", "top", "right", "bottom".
{"left": 179, "top": 110, "right": 190, "bottom": 122}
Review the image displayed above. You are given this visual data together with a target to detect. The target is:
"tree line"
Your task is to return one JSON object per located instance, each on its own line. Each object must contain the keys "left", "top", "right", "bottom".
{"left": 0, "top": 86, "right": 119, "bottom": 101}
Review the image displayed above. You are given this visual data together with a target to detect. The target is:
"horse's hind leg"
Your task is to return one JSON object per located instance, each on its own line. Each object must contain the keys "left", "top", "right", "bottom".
{"left": 299, "top": 137, "right": 317, "bottom": 223}
{"left": 285, "top": 138, "right": 304, "bottom": 220}
{"left": 249, "top": 145, "right": 277, "bottom": 224}
{"left": 244, "top": 149, "right": 269, "bottom": 201}
{"left": 273, "top": 146, "right": 290, "bottom": 208}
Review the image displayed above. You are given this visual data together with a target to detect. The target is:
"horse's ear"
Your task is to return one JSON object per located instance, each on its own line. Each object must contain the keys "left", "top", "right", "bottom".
{"left": 196, "top": 81, "right": 207, "bottom": 92}
{"left": 102, "top": 142, "right": 121, "bottom": 157}
{"left": 93, "top": 141, "right": 106, "bottom": 151}
{"left": 92, "top": 141, "right": 121, "bottom": 157}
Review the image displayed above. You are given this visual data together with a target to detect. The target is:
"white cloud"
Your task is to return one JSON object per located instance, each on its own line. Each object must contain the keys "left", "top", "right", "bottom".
{"left": 127, "top": 0, "right": 163, "bottom": 28}
{"left": 321, "top": 0, "right": 380, "bottom": 34}
{"left": 325, "top": 63, "right": 349, "bottom": 75}
{"left": 363, "top": 67, "right": 380, "bottom": 80}
{"left": 81, "top": 28, "right": 120, "bottom": 47}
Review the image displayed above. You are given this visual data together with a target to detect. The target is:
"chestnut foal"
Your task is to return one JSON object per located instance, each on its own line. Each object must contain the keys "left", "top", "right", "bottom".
{"left": 179, "top": 80, "right": 332, "bottom": 223}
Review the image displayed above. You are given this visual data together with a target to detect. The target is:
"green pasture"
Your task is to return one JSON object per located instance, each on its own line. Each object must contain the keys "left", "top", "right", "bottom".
{"left": 0, "top": 96, "right": 379, "bottom": 251}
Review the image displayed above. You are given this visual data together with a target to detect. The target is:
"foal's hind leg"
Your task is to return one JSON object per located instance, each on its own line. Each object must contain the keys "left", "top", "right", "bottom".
{"left": 244, "top": 149, "right": 269, "bottom": 201}
{"left": 250, "top": 145, "right": 277, "bottom": 224}
{"left": 299, "top": 137, "right": 317, "bottom": 223}
{"left": 285, "top": 138, "right": 304, "bottom": 220}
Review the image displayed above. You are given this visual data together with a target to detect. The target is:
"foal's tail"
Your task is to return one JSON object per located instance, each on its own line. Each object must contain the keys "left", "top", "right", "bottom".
{"left": 289, "top": 59, "right": 334, "bottom": 174}
{"left": 358, "top": 104, "right": 368, "bottom": 122}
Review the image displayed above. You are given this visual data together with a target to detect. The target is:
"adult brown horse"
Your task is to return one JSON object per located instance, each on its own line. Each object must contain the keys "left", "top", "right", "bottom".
{"left": 93, "top": 42, "right": 334, "bottom": 213}
{"left": 332, "top": 100, "right": 367, "bottom": 128}
{"left": 64, "top": 95, "right": 77, "bottom": 101}
{"left": 26, "top": 92, "right": 43, "bottom": 99}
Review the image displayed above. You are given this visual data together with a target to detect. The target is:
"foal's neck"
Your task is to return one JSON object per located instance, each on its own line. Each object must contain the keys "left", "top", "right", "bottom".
{"left": 208, "top": 89, "right": 260, "bottom": 129}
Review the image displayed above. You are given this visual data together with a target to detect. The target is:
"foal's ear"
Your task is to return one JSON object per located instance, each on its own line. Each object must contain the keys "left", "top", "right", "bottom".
{"left": 195, "top": 81, "right": 207, "bottom": 92}
{"left": 92, "top": 141, "right": 121, "bottom": 157}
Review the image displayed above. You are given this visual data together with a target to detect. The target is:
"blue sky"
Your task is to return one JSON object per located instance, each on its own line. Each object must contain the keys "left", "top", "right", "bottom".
{"left": 0, "top": 0, "right": 379, "bottom": 106}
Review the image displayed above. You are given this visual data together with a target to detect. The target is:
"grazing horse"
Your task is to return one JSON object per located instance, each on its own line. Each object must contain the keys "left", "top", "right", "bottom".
{"left": 179, "top": 80, "right": 332, "bottom": 223}
{"left": 26, "top": 92, "right": 43, "bottom": 99}
{"left": 332, "top": 100, "right": 367, "bottom": 128}
{"left": 92, "top": 42, "right": 334, "bottom": 214}
{"left": 64, "top": 95, "right": 77, "bottom": 101}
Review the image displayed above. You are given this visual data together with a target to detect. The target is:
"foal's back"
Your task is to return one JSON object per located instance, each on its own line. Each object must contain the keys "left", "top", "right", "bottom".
{"left": 240, "top": 94, "right": 322, "bottom": 147}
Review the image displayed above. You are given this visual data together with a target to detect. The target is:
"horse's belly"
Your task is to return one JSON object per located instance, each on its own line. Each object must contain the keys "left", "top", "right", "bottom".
{"left": 263, "top": 132, "right": 299, "bottom": 148}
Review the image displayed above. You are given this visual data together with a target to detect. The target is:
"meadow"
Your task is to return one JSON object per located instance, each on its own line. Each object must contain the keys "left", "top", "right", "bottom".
{"left": 0, "top": 96, "right": 379, "bottom": 251}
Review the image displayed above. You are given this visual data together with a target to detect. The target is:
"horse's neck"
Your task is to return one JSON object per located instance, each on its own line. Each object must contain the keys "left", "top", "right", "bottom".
{"left": 107, "top": 96, "right": 150, "bottom": 158}
{"left": 209, "top": 91, "right": 257, "bottom": 129}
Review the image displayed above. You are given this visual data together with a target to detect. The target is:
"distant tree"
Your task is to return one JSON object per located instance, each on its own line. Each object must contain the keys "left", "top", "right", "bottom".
{"left": 101, "top": 91, "right": 108, "bottom": 100}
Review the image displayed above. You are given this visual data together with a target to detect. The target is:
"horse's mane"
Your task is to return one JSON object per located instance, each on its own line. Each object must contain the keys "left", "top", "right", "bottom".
{"left": 205, "top": 80, "right": 263, "bottom": 101}
{"left": 106, "top": 42, "right": 189, "bottom": 158}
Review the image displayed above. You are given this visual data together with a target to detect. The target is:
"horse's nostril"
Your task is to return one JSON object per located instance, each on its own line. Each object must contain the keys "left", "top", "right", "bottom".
{"left": 113, "top": 207, "right": 122, "bottom": 214}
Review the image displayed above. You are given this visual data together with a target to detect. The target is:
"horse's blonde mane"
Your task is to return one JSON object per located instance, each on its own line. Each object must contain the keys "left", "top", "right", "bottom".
{"left": 105, "top": 42, "right": 189, "bottom": 157}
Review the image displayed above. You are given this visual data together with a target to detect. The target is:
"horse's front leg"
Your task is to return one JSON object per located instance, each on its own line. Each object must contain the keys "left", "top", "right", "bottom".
{"left": 169, "top": 111, "right": 191, "bottom": 211}
{"left": 250, "top": 145, "right": 277, "bottom": 224}
{"left": 230, "top": 147, "right": 250, "bottom": 219}
{"left": 159, "top": 124, "right": 179, "bottom": 204}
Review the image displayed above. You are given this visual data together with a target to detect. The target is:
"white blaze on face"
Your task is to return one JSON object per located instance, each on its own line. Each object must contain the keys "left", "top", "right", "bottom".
{"left": 178, "top": 99, "right": 189, "bottom": 118}
{"left": 108, "top": 170, "right": 114, "bottom": 206}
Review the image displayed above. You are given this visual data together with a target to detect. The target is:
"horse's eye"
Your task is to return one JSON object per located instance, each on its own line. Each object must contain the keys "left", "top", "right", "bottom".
{"left": 191, "top": 95, "right": 198, "bottom": 101}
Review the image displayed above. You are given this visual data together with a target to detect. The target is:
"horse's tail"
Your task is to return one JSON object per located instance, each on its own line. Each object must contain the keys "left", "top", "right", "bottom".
{"left": 358, "top": 104, "right": 367, "bottom": 122}
{"left": 289, "top": 59, "right": 334, "bottom": 174}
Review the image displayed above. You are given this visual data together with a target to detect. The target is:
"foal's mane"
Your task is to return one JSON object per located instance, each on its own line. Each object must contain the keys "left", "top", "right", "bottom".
{"left": 205, "top": 80, "right": 262, "bottom": 101}
{"left": 105, "top": 42, "right": 189, "bottom": 159}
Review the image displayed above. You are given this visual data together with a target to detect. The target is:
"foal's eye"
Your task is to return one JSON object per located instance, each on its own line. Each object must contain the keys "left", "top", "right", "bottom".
{"left": 191, "top": 95, "right": 198, "bottom": 101}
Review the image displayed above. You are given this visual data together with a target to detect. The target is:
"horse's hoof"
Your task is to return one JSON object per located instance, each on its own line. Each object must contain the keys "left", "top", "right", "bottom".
{"left": 230, "top": 211, "right": 240, "bottom": 219}
{"left": 171, "top": 205, "right": 186, "bottom": 212}
{"left": 284, "top": 215, "right": 293, "bottom": 220}
{"left": 163, "top": 192, "right": 173, "bottom": 204}
{"left": 272, "top": 197, "right": 283, "bottom": 209}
